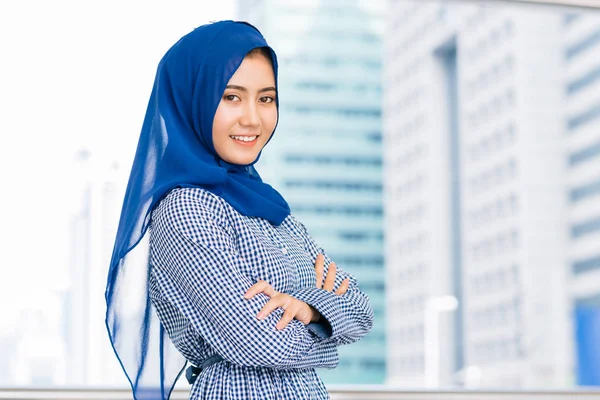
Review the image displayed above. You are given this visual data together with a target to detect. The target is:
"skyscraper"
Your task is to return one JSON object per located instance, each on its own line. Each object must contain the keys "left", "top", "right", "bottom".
{"left": 384, "top": 1, "right": 570, "bottom": 388}
{"left": 65, "top": 150, "right": 127, "bottom": 386}
{"left": 562, "top": 10, "right": 600, "bottom": 386}
{"left": 238, "top": 0, "right": 386, "bottom": 384}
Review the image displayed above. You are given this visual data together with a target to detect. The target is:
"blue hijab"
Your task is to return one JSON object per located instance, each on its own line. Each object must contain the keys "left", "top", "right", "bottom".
{"left": 105, "top": 20, "right": 290, "bottom": 400}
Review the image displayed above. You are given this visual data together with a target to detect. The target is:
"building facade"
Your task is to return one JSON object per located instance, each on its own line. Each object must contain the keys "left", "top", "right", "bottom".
{"left": 384, "top": 1, "right": 574, "bottom": 388}
{"left": 238, "top": 0, "right": 387, "bottom": 384}
{"left": 562, "top": 9, "right": 600, "bottom": 386}
{"left": 65, "top": 150, "right": 127, "bottom": 386}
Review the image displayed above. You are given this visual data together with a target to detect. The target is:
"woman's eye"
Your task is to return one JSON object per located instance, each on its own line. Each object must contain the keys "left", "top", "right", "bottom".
{"left": 224, "top": 94, "right": 240, "bottom": 102}
{"left": 260, "top": 96, "right": 275, "bottom": 103}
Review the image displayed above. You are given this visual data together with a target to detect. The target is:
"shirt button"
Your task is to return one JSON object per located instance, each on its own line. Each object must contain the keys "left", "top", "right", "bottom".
{"left": 281, "top": 248, "right": 288, "bottom": 255}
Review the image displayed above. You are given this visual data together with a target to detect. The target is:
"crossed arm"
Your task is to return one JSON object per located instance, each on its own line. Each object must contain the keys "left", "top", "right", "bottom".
{"left": 244, "top": 254, "right": 350, "bottom": 331}
{"left": 150, "top": 191, "right": 373, "bottom": 370}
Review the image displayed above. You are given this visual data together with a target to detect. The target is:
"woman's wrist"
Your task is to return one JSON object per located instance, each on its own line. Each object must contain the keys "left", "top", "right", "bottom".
{"left": 310, "top": 306, "right": 321, "bottom": 322}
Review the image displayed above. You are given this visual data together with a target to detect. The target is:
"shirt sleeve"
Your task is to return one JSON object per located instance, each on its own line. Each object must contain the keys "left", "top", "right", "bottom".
{"left": 289, "top": 217, "right": 375, "bottom": 347}
{"left": 149, "top": 190, "right": 338, "bottom": 370}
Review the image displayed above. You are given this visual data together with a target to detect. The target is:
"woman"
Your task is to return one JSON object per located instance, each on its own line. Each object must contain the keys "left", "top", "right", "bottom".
{"left": 105, "top": 20, "right": 374, "bottom": 400}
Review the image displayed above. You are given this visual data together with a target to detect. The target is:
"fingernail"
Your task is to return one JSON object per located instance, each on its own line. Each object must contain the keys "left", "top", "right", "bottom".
{"left": 257, "top": 312, "right": 265, "bottom": 319}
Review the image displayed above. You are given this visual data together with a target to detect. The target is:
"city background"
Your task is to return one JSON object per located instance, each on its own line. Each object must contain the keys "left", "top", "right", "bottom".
{"left": 1, "top": 0, "right": 600, "bottom": 391}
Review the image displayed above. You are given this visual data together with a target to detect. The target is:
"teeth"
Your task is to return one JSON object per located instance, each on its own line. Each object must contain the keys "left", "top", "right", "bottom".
{"left": 231, "top": 135, "right": 257, "bottom": 142}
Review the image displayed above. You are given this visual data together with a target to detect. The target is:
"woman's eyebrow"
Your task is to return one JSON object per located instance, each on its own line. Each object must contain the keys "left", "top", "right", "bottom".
{"left": 226, "top": 84, "right": 277, "bottom": 93}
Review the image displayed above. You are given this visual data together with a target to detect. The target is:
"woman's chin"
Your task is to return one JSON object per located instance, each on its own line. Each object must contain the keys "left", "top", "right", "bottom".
{"left": 222, "top": 153, "right": 258, "bottom": 166}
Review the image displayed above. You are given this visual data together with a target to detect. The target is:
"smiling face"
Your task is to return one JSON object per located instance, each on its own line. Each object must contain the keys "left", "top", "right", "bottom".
{"left": 212, "top": 51, "right": 278, "bottom": 165}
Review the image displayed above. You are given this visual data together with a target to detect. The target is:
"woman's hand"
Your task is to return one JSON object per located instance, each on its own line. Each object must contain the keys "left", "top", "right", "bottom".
{"left": 244, "top": 254, "right": 349, "bottom": 330}
{"left": 244, "top": 281, "right": 317, "bottom": 330}
{"left": 314, "top": 254, "right": 349, "bottom": 295}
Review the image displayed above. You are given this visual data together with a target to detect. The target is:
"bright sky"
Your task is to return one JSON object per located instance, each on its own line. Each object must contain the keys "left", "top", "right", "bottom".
{"left": 0, "top": 0, "right": 236, "bottom": 328}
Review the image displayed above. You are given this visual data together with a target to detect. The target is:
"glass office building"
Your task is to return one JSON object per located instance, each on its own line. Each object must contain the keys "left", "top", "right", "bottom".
{"left": 563, "top": 9, "right": 600, "bottom": 386}
{"left": 238, "top": 0, "right": 386, "bottom": 384}
{"left": 385, "top": 1, "right": 566, "bottom": 388}
{"left": 384, "top": 0, "right": 600, "bottom": 389}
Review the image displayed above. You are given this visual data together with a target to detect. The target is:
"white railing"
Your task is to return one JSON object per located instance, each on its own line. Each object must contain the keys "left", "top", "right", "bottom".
{"left": 507, "top": 0, "right": 600, "bottom": 8}
{"left": 1, "top": 387, "right": 600, "bottom": 400}
{"left": 454, "top": 0, "right": 600, "bottom": 9}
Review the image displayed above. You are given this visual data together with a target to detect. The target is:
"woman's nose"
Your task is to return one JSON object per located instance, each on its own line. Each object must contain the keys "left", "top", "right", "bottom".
{"left": 239, "top": 103, "right": 261, "bottom": 127}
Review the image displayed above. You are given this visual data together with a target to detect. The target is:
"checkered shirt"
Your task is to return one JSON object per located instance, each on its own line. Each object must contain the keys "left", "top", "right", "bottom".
{"left": 148, "top": 187, "right": 374, "bottom": 399}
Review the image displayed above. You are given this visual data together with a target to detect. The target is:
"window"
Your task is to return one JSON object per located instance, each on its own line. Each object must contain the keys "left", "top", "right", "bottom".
{"left": 285, "top": 154, "right": 382, "bottom": 167}
{"left": 293, "top": 204, "right": 383, "bottom": 217}
{"left": 565, "top": 29, "right": 600, "bottom": 60}
{"left": 573, "top": 254, "right": 600, "bottom": 275}
{"left": 567, "top": 65, "right": 600, "bottom": 95}
{"left": 571, "top": 217, "right": 600, "bottom": 238}
{"left": 568, "top": 141, "right": 600, "bottom": 166}
{"left": 285, "top": 180, "right": 382, "bottom": 192}
{"left": 564, "top": 13, "right": 581, "bottom": 25}
{"left": 570, "top": 177, "right": 600, "bottom": 202}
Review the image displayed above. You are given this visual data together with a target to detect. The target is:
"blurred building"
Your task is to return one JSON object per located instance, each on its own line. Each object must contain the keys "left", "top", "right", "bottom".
{"left": 65, "top": 149, "right": 127, "bottom": 386}
{"left": 562, "top": 10, "right": 600, "bottom": 386}
{"left": 384, "top": 1, "right": 572, "bottom": 389}
{"left": 238, "top": 0, "right": 387, "bottom": 384}
{"left": 13, "top": 301, "right": 67, "bottom": 385}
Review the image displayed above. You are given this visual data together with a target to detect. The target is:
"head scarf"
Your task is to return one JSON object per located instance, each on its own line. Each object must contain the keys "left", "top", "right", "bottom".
{"left": 105, "top": 20, "right": 290, "bottom": 400}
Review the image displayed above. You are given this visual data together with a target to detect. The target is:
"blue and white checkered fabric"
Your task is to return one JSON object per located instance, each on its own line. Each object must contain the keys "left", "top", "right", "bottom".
{"left": 149, "top": 187, "right": 374, "bottom": 399}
